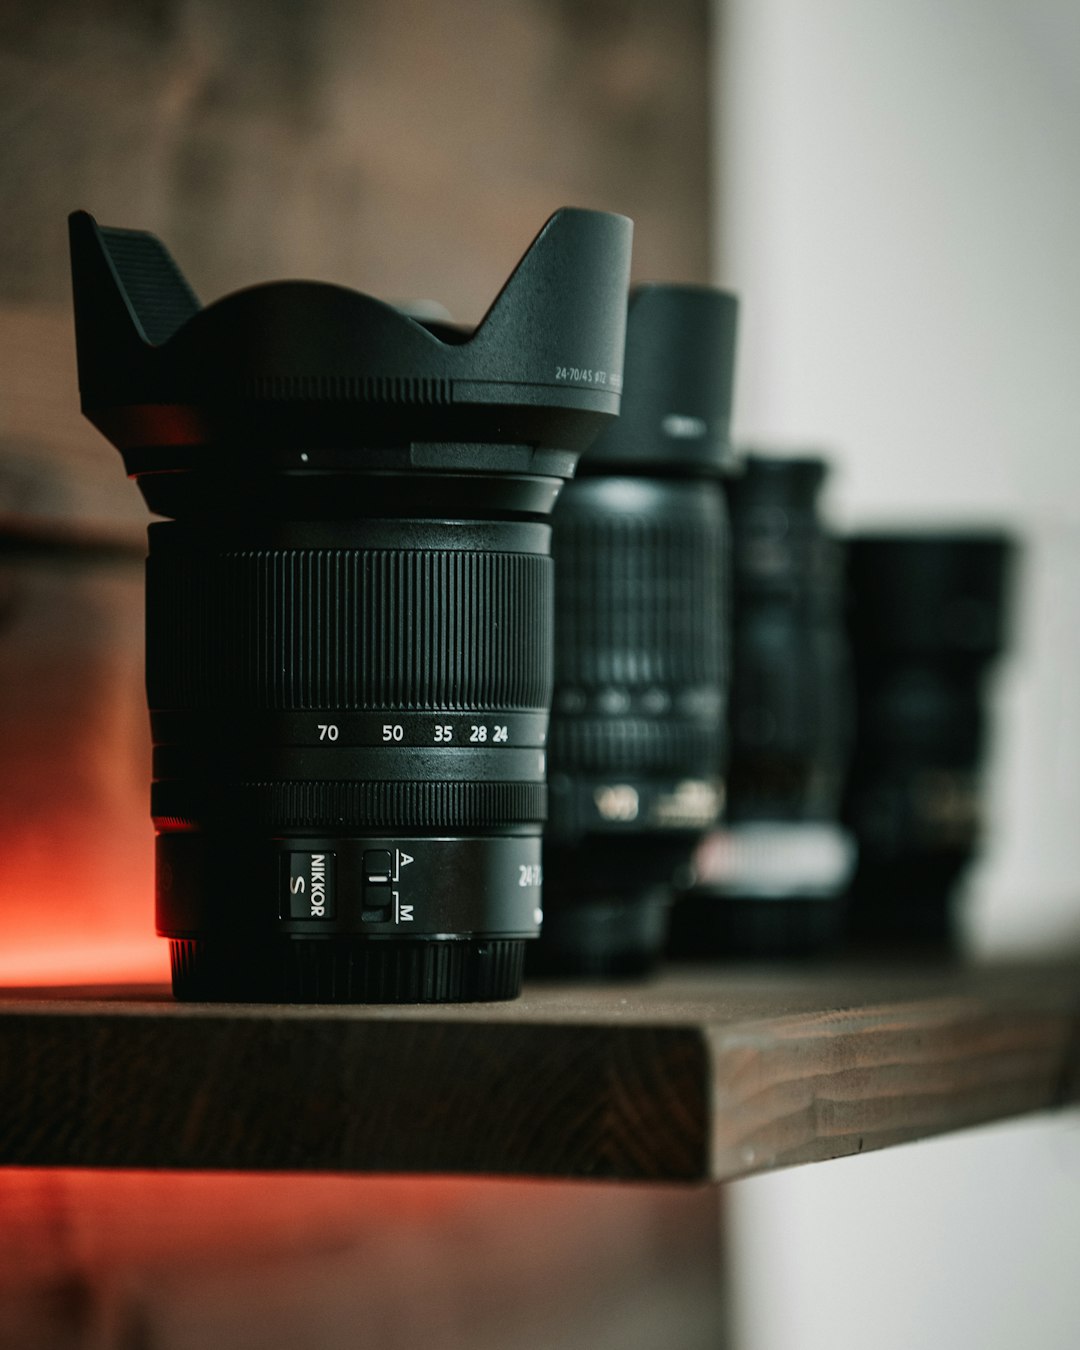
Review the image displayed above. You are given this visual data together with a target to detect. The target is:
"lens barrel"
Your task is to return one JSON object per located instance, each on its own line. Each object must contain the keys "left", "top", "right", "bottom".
{"left": 842, "top": 531, "right": 1013, "bottom": 951}
{"left": 670, "top": 454, "right": 854, "bottom": 957}
{"left": 534, "top": 285, "right": 738, "bottom": 976}
{"left": 69, "top": 207, "right": 632, "bottom": 1002}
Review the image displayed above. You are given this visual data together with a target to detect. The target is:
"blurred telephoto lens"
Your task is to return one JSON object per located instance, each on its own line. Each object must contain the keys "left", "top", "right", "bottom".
{"left": 670, "top": 454, "right": 854, "bottom": 957}
{"left": 842, "top": 532, "right": 1014, "bottom": 952}
{"left": 69, "top": 207, "right": 632, "bottom": 1002}
{"left": 533, "top": 284, "right": 739, "bottom": 977}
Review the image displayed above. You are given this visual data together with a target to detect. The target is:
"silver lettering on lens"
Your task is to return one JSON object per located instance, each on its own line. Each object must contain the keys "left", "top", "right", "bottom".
{"left": 594, "top": 784, "right": 640, "bottom": 822}
{"left": 661, "top": 413, "right": 707, "bottom": 439}
{"left": 651, "top": 779, "right": 723, "bottom": 828}
{"left": 285, "top": 852, "right": 335, "bottom": 921}
{"left": 310, "top": 853, "right": 326, "bottom": 917}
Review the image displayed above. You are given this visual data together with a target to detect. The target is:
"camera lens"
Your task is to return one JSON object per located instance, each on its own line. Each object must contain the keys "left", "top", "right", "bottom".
{"left": 670, "top": 454, "right": 854, "bottom": 957}
{"left": 533, "top": 284, "right": 738, "bottom": 977}
{"left": 842, "top": 531, "right": 1014, "bottom": 951}
{"left": 69, "top": 207, "right": 632, "bottom": 1002}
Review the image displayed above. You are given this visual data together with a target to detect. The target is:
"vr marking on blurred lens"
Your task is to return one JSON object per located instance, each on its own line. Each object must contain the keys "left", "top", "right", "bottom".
{"left": 650, "top": 780, "right": 722, "bottom": 828}
{"left": 661, "top": 414, "right": 708, "bottom": 439}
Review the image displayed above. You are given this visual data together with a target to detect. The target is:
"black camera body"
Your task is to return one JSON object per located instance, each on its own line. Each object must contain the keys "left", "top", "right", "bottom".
{"left": 70, "top": 207, "right": 632, "bottom": 1001}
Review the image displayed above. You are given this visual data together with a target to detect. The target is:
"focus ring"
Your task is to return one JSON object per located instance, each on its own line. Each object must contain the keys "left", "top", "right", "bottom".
{"left": 549, "top": 718, "right": 722, "bottom": 775}
{"left": 553, "top": 511, "right": 725, "bottom": 688}
{"left": 147, "top": 547, "right": 552, "bottom": 712}
{"left": 153, "top": 779, "right": 547, "bottom": 831}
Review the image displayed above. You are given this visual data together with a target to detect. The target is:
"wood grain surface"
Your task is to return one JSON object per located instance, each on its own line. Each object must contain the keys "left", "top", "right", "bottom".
{"left": 0, "top": 963, "right": 1076, "bottom": 1182}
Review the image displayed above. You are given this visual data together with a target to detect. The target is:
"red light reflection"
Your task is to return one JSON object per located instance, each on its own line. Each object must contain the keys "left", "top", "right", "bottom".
{"left": 0, "top": 933, "right": 167, "bottom": 987}
{"left": 0, "top": 555, "right": 157, "bottom": 987}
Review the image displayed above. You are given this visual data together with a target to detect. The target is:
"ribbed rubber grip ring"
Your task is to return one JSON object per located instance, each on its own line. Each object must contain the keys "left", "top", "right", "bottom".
{"left": 152, "top": 779, "right": 547, "bottom": 831}
{"left": 147, "top": 547, "right": 552, "bottom": 712}
{"left": 170, "top": 937, "right": 526, "bottom": 1003}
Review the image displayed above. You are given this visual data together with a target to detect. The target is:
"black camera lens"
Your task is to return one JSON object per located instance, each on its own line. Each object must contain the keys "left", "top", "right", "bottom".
{"left": 532, "top": 284, "right": 738, "bottom": 977}
{"left": 842, "top": 531, "right": 1014, "bottom": 951}
{"left": 670, "top": 454, "right": 854, "bottom": 957}
{"left": 69, "top": 207, "right": 632, "bottom": 1002}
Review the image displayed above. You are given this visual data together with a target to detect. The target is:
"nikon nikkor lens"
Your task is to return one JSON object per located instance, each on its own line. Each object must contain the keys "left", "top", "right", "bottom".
{"left": 843, "top": 531, "right": 1013, "bottom": 951}
{"left": 69, "top": 207, "right": 632, "bottom": 1002}
{"left": 534, "top": 285, "right": 738, "bottom": 976}
{"left": 670, "top": 455, "right": 854, "bottom": 957}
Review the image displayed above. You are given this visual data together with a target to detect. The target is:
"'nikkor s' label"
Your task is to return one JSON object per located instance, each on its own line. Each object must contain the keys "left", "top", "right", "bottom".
{"left": 284, "top": 852, "right": 336, "bottom": 920}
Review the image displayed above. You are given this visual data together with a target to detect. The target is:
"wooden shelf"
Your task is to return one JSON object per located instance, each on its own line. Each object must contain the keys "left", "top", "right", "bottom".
{"left": 1, "top": 962, "right": 1077, "bottom": 1183}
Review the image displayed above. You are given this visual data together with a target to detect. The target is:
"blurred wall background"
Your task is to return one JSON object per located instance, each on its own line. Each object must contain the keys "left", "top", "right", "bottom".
{"left": 713, "top": 2, "right": 1080, "bottom": 1346}
{"left": 0, "top": 0, "right": 712, "bottom": 981}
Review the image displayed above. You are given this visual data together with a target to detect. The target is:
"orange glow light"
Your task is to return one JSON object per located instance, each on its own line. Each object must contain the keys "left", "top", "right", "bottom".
{"left": 0, "top": 934, "right": 167, "bottom": 987}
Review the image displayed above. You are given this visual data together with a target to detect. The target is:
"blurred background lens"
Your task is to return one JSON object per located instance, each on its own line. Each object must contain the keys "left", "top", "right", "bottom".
{"left": 842, "top": 531, "right": 1014, "bottom": 953}
{"left": 533, "top": 284, "right": 738, "bottom": 977}
{"left": 670, "top": 453, "right": 854, "bottom": 957}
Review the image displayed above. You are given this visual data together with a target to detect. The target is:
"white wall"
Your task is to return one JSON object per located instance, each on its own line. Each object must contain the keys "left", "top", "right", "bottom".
{"left": 728, "top": 1112, "right": 1080, "bottom": 1350}
{"left": 713, "top": 3, "right": 1080, "bottom": 1347}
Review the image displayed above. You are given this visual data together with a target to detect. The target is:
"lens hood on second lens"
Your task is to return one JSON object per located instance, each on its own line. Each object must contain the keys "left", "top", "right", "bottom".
{"left": 579, "top": 283, "right": 739, "bottom": 474}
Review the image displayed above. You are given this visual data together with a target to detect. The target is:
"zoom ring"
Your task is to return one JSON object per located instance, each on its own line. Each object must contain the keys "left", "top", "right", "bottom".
{"left": 147, "top": 547, "right": 552, "bottom": 711}
{"left": 153, "top": 779, "right": 547, "bottom": 832}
